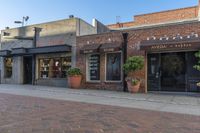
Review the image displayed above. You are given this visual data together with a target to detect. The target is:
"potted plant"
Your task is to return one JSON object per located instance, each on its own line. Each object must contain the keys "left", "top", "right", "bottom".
{"left": 123, "top": 56, "right": 144, "bottom": 93}
{"left": 67, "top": 67, "right": 82, "bottom": 89}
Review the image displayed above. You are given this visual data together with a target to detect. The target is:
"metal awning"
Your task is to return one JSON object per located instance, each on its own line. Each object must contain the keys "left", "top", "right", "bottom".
{"left": 100, "top": 43, "right": 122, "bottom": 53}
{"left": 80, "top": 44, "right": 101, "bottom": 54}
{"left": 0, "top": 45, "right": 71, "bottom": 57}
{"left": 28, "top": 45, "right": 71, "bottom": 54}
{"left": 12, "top": 48, "right": 27, "bottom": 55}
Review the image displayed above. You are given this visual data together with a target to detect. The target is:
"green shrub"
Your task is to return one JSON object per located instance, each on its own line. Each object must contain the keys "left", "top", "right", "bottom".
{"left": 67, "top": 68, "right": 82, "bottom": 76}
{"left": 194, "top": 51, "right": 200, "bottom": 71}
{"left": 123, "top": 56, "right": 144, "bottom": 74}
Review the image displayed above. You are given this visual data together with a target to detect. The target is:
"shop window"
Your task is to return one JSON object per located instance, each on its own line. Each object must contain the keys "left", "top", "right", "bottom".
{"left": 106, "top": 52, "right": 122, "bottom": 81}
{"left": 39, "top": 59, "right": 50, "bottom": 78}
{"left": 39, "top": 57, "right": 71, "bottom": 79}
{"left": 87, "top": 54, "right": 100, "bottom": 81}
{"left": 4, "top": 57, "right": 13, "bottom": 78}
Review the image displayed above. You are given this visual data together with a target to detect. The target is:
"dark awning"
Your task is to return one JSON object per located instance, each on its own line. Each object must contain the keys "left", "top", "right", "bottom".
{"left": 28, "top": 45, "right": 71, "bottom": 54}
{"left": 100, "top": 43, "right": 122, "bottom": 53}
{"left": 12, "top": 48, "right": 27, "bottom": 55}
{"left": 0, "top": 45, "right": 71, "bottom": 57}
{"left": 140, "top": 37, "right": 200, "bottom": 52}
{"left": 0, "top": 50, "right": 11, "bottom": 57}
{"left": 80, "top": 44, "right": 101, "bottom": 54}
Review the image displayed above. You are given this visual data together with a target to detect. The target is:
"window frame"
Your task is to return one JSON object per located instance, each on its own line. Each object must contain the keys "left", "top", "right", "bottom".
{"left": 86, "top": 53, "right": 101, "bottom": 83}
{"left": 105, "top": 51, "right": 123, "bottom": 83}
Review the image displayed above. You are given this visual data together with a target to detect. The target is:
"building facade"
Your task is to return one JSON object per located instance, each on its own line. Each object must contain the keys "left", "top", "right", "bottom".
{"left": 76, "top": 3, "right": 200, "bottom": 93}
{"left": 0, "top": 17, "right": 109, "bottom": 87}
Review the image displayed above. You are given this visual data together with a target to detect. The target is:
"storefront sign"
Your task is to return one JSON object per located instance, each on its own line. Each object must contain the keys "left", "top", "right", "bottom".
{"left": 140, "top": 41, "right": 200, "bottom": 51}
{"left": 103, "top": 48, "right": 115, "bottom": 52}
{"left": 150, "top": 43, "right": 192, "bottom": 50}
{"left": 83, "top": 50, "right": 95, "bottom": 54}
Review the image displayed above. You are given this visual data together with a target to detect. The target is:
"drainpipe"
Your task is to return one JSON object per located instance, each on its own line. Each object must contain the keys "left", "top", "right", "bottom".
{"left": 122, "top": 32, "right": 128, "bottom": 92}
{"left": 32, "top": 27, "right": 42, "bottom": 85}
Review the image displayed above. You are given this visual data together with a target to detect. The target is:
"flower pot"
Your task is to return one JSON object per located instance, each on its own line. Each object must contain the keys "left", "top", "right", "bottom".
{"left": 127, "top": 81, "right": 141, "bottom": 93}
{"left": 67, "top": 75, "right": 82, "bottom": 89}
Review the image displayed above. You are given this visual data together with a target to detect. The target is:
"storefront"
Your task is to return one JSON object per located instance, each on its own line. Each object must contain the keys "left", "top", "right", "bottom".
{"left": 0, "top": 45, "right": 72, "bottom": 87}
{"left": 36, "top": 52, "right": 71, "bottom": 87}
{"left": 78, "top": 41, "right": 124, "bottom": 91}
{"left": 141, "top": 36, "right": 200, "bottom": 92}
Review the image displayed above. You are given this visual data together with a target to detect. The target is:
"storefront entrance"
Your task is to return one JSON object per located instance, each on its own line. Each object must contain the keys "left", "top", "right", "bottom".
{"left": 148, "top": 52, "right": 200, "bottom": 92}
{"left": 24, "top": 56, "right": 33, "bottom": 84}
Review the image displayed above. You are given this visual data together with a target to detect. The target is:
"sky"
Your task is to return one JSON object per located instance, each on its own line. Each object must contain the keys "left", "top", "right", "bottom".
{"left": 0, "top": 0, "right": 198, "bottom": 30}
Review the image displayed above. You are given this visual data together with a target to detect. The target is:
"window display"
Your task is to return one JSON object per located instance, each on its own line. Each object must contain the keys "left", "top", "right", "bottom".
{"left": 39, "top": 57, "right": 71, "bottom": 79}
{"left": 39, "top": 59, "right": 50, "bottom": 78}
{"left": 4, "top": 57, "right": 13, "bottom": 78}
{"left": 106, "top": 53, "right": 121, "bottom": 81}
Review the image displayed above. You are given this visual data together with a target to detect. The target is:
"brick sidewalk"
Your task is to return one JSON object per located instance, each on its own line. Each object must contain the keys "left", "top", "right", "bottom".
{"left": 0, "top": 84, "right": 200, "bottom": 116}
{"left": 0, "top": 93, "right": 199, "bottom": 133}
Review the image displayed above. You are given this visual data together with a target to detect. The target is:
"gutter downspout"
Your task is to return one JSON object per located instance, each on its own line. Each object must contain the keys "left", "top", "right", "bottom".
{"left": 122, "top": 32, "right": 128, "bottom": 92}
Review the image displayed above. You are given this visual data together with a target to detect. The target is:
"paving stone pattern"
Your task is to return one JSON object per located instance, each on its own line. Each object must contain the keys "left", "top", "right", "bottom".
{"left": 0, "top": 93, "right": 199, "bottom": 133}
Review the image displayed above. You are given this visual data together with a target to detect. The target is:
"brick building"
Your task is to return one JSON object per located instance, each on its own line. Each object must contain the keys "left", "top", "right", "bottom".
{"left": 108, "top": 6, "right": 199, "bottom": 29}
{"left": 77, "top": 2, "right": 200, "bottom": 93}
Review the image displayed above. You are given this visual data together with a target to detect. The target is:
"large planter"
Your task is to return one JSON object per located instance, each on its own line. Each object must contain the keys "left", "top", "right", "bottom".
{"left": 127, "top": 81, "right": 141, "bottom": 93}
{"left": 68, "top": 75, "right": 82, "bottom": 89}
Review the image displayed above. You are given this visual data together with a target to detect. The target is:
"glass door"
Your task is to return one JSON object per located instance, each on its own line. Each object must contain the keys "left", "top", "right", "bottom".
{"left": 161, "top": 52, "right": 186, "bottom": 92}
{"left": 147, "top": 54, "right": 161, "bottom": 91}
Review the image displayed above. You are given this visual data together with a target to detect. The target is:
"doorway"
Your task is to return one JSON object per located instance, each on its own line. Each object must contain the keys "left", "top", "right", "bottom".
{"left": 161, "top": 53, "right": 186, "bottom": 92}
{"left": 24, "top": 56, "right": 32, "bottom": 84}
{"left": 148, "top": 52, "right": 186, "bottom": 92}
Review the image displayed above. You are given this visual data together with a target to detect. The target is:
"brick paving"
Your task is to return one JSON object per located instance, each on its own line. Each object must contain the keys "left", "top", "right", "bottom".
{"left": 0, "top": 93, "right": 199, "bottom": 133}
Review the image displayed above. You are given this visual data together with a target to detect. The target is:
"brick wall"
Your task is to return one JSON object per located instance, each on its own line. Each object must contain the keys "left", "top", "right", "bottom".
{"left": 108, "top": 6, "right": 199, "bottom": 29}
{"left": 76, "top": 32, "right": 124, "bottom": 91}
{"left": 77, "top": 21, "right": 200, "bottom": 92}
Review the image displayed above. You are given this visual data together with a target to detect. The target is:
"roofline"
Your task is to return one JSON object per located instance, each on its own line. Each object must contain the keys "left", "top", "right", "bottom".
{"left": 107, "top": 6, "right": 198, "bottom": 26}
{"left": 134, "top": 6, "right": 198, "bottom": 17}
{"left": 1, "top": 17, "right": 92, "bottom": 32}
{"left": 110, "top": 18, "right": 199, "bottom": 31}
{"left": 78, "top": 18, "right": 200, "bottom": 38}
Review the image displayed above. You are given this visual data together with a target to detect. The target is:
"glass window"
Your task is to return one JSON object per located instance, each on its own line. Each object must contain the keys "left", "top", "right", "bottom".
{"left": 61, "top": 57, "right": 71, "bottom": 78}
{"left": 4, "top": 57, "right": 13, "bottom": 78}
{"left": 39, "top": 57, "right": 71, "bottom": 79}
{"left": 106, "top": 52, "right": 121, "bottom": 81}
{"left": 39, "top": 59, "right": 50, "bottom": 78}
{"left": 87, "top": 54, "right": 100, "bottom": 81}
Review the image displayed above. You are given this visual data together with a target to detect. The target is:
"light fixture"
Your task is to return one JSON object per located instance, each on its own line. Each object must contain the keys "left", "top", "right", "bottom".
{"left": 14, "top": 16, "right": 30, "bottom": 27}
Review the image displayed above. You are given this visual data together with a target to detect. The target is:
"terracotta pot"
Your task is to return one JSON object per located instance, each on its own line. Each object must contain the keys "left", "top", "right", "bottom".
{"left": 127, "top": 81, "right": 141, "bottom": 93}
{"left": 67, "top": 75, "right": 82, "bottom": 89}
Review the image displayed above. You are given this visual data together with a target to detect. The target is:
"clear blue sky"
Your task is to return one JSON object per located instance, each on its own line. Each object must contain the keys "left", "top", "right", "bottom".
{"left": 0, "top": 0, "right": 198, "bottom": 30}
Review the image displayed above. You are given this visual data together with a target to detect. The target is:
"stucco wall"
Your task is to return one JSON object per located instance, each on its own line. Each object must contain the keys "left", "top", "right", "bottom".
{"left": 1, "top": 56, "right": 23, "bottom": 84}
